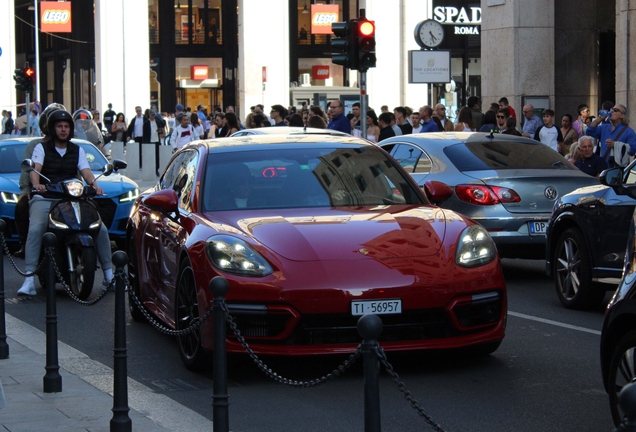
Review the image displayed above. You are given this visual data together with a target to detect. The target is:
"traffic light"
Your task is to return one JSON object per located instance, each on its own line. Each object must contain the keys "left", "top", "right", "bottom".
{"left": 23, "top": 67, "right": 35, "bottom": 93}
{"left": 331, "top": 20, "right": 357, "bottom": 69}
{"left": 13, "top": 68, "right": 26, "bottom": 91}
{"left": 356, "top": 19, "right": 376, "bottom": 71}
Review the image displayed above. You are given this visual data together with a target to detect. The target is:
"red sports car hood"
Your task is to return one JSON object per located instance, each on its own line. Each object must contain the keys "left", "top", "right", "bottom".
{"left": 204, "top": 206, "right": 447, "bottom": 262}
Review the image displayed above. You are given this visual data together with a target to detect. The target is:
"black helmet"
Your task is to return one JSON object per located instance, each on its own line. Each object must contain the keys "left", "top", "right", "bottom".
{"left": 47, "top": 110, "right": 74, "bottom": 142}
{"left": 72, "top": 109, "right": 93, "bottom": 122}
{"left": 39, "top": 103, "right": 67, "bottom": 137}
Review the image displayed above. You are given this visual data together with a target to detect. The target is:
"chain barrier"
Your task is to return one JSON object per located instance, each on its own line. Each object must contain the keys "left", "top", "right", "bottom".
{"left": 221, "top": 301, "right": 362, "bottom": 387}
{"left": 126, "top": 274, "right": 215, "bottom": 336}
{"left": 0, "top": 233, "right": 46, "bottom": 277}
{"left": 376, "top": 346, "right": 447, "bottom": 432}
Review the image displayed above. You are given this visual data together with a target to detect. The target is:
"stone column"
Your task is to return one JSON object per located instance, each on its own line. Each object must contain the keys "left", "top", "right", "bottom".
{"left": 481, "top": 0, "right": 555, "bottom": 114}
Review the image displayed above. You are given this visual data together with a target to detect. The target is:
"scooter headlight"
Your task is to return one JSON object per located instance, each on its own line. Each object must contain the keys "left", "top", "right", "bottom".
{"left": 65, "top": 181, "right": 84, "bottom": 197}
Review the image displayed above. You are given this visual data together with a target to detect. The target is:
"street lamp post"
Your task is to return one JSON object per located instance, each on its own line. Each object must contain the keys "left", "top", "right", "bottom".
{"left": 34, "top": 0, "right": 40, "bottom": 103}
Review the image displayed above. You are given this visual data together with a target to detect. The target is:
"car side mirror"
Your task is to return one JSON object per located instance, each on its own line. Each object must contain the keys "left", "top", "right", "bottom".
{"left": 424, "top": 180, "right": 453, "bottom": 204}
{"left": 112, "top": 159, "right": 127, "bottom": 171}
{"left": 600, "top": 167, "right": 623, "bottom": 186}
{"left": 142, "top": 189, "right": 179, "bottom": 213}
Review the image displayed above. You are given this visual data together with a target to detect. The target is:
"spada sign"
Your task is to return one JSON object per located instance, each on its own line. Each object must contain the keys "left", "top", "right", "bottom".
{"left": 433, "top": 6, "right": 481, "bottom": 35}
{"left": 311, "top": 4, "right": 339, "bottom": 35}
{"left": 40, "top": 1, "right": 72, "bottom": 33}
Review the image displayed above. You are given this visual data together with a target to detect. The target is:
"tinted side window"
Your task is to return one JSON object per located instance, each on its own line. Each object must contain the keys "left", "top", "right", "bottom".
{"left": 389, "top": 144, "right": 430, "bottom": 174}
{"left": 444, "top": 140, "right": 578, "bottom": 171}
{"left": 161, "top": 150, "right": 199, "bottom": 212}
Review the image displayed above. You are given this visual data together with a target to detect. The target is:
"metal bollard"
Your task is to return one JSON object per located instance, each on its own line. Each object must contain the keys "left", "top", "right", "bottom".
{"left": 210, "top": 276, "right": 230, "bottom": 432}
{"left": 110, "top": 251, "right": 132, "bottom": 432}
{"left": 618, "top": 382, "right": 636, "bottom": 431}
{"left": 357, "top": 314, "right": 383, "bottom": 432}
{"left": 43, "top": 232, "right": 61, "bottom": 393}
{"left": 0, "top": 220, "right": 8, "bottom": 360}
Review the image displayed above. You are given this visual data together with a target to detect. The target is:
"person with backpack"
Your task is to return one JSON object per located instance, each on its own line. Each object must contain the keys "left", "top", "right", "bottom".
{"left": 169, "top": 112, "right": 195, "bottom": 152}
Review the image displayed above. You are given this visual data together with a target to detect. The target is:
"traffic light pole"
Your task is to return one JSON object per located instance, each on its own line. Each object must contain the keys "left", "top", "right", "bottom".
{"left": 360, "top": 71, "right": 367, "bottom": 140}
{"left": 25, "top": 92, "right": 31, "bottom": 136}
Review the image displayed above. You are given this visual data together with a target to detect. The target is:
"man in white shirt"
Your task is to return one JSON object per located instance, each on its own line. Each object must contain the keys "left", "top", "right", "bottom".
{"left": 533, "top": 109, "right": 564, "bottom": 152}
{"left": 411, "top": 112, "right": 422, "bottom": 133}
{"left": 169, "top": 113, "right": 195, "bottom": 151}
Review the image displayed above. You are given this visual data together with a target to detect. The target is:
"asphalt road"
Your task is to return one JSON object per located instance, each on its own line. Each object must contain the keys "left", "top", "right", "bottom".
{"left": 2, "top": 255, "right": 616, "bottom": 432}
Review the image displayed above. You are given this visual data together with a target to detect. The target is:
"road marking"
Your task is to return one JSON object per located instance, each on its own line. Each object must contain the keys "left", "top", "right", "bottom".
{"left": 509, "top": 311, "right": 602, "bottom": 335}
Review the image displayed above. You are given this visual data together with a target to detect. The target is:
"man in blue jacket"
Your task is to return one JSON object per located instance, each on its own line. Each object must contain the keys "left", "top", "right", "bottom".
{"left": 586, "top": 104, "right": 636, "bottom": 167}
{"left": 327, "top": 101, "right": 351, "bottom": 134}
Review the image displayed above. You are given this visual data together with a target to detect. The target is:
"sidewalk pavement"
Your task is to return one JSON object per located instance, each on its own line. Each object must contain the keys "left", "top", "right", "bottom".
{"left": 0, "top": 313, "right": 212, "bottom": 431}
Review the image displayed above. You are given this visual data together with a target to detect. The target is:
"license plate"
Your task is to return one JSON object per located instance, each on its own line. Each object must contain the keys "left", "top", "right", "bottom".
{"left": 529, "top": 221, "right": 548, "bottom": 235}
{"left": 351, "top": 299, "right": 402, "bottom": 316}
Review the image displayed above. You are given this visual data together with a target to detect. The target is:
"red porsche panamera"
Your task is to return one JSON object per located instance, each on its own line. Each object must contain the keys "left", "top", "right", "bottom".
{"left": 126, "top": 135, "right": 507, "bottom": 369}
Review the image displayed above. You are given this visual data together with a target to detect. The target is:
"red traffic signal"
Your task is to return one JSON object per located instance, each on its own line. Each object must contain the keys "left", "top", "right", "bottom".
{"left": 359, "top": 21, "right": 375, "bottom": 37}
{"left": 24, "top": 67, "right": 35, "bottom": 78}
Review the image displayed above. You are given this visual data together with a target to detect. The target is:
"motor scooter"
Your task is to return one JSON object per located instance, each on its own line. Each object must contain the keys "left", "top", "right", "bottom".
{"left": 22, "top": 158, "right": 125, "bottom": 299}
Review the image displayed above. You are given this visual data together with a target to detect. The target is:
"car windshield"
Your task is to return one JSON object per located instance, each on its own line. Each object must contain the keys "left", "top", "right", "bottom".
{"left": 0, "top": 142, "right": 108, "bottom": 174}
{"left": 202, "top": 146, "right": 425, "bottom": 211}
{"left": 444, "top": 140, "right": 578, "bottom": 171}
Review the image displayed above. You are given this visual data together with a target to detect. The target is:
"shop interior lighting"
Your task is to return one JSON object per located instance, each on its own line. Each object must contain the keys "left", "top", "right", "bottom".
{"left": 175, "top": 1, "right": 182, "bottom": 12}
{"left": 302, "top": 1, "right": 309, "bottom": 14}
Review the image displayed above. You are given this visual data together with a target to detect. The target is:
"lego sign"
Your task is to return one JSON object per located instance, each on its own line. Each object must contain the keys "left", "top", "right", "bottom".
{"left": 190, "top": 65, "right": 208, "bottom": 80}
{"left": 311, "top": 4, "right": 339, "bottom": 35}
{"left": 312, "top": 65, "right": 330, "bottom": 80}
{"left": 40, "top": 1, "right": 72, "bottom": 33}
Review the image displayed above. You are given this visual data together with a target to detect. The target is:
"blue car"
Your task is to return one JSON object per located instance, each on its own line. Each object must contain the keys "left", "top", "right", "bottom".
{"left": 0, "top": 137, "right": 139, "bottom": 246}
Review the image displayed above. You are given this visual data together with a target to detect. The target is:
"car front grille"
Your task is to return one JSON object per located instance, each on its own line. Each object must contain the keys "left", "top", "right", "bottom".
{"left": 94, "top": 198, "right": 117, "bottom": 229}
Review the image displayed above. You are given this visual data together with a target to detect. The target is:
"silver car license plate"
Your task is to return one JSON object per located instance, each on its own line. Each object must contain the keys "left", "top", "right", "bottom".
{"left": 351, "top": 299, "right": 402, "bottom": 316}
{"left": 528, "top": 221, "right": 548, "bottom": 235}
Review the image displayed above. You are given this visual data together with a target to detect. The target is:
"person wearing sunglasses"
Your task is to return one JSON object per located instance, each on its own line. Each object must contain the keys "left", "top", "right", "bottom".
{"left": 496, "top": 108, "right": 510, "bottom": 132}
{"left": 586, "top": 104, "right": 636, "bottom": 167}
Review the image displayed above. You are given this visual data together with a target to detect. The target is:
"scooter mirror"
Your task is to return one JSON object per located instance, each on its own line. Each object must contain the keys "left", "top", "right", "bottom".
{"left": 21, "top": 159, "right": 35, "bottom": 172}
{"left": 102, "top": 163, "right": 114, "bottom": 176}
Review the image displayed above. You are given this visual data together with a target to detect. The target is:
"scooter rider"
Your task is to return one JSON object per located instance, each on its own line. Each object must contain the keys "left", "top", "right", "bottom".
{"left": 17, "top": 109, "right": 114, "bottom": 296}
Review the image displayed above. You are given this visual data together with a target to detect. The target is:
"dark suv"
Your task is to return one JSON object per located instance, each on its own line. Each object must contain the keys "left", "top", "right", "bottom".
{"left": 546, "top": 162, "right": 636, "bottom": 310}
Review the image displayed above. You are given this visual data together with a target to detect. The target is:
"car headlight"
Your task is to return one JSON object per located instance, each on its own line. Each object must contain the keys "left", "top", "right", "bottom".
{"left": 205, "top": 235, "right": 273, "bottom": 276}
{"left": 0, "top": 192, "right": 19, "bottom": 204}
{"left": 456, "top": 225, "right": 497, "bottom": 268}
{"left": 119, "top": 188, "right": 140, "bottom": 203}
{"left": 65, "top": 181, "right": 84, "bottom": 197}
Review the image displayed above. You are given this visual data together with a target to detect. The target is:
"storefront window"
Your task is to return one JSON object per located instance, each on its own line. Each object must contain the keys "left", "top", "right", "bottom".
{"left": 149, "top": 1, "right": 159, "bottom": 44}
{"left": 174, "top": 0, "right": 222, "bottom": 45}
{"left": 296, "top": 0, "right": 347, "bottom": 46}
{"left": 175, "top": 58, "right": 224, "bottom": 114}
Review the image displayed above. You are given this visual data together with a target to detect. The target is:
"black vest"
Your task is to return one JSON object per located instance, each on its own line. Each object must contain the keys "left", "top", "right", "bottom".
{"left": 40, "top": 140, "right": 80, "bottom": 185}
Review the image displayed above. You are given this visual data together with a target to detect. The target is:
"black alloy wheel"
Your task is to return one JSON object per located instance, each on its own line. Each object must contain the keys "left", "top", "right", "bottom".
{"left": 608, "top": 330, "right": 636, "bottom": 426}
{"left": 553, "top": 227, "right": 606, "bottom": 310}
{"left": 176, "top": 259, "right": 208, "bottom": 371}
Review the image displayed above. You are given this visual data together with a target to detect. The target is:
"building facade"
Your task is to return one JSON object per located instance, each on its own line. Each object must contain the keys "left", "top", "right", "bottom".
{"left": 1, "top": 0, "right": 633, "bottom": 124}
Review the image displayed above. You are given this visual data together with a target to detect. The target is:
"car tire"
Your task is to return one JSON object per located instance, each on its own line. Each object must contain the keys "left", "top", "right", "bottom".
{"left": 176, "top": 259, "right": 208, "bottom": 371}
{"left": 553, "top": 227, "right": 606, "bottom": 310}
{"left": 127, "top": 235, "right": 145, "bottom": 322}
{"left": 608, "top": 330, "right": 636, "bottom": 426}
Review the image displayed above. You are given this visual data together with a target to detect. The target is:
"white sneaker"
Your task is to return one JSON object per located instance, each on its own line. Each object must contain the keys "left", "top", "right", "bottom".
{"left": 17, "top": 276, "right": 37, "bottom": 296}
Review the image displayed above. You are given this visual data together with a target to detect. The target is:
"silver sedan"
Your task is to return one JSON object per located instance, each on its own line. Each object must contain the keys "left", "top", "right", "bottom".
{"left": 380, "top": 132, "right": 600, "bottom": 259}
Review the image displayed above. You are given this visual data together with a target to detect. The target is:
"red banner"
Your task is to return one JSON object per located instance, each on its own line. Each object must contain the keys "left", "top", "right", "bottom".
{"left": 312, "top": 66, "right": 330, "bottom": 80}
{"left": 41, "top": 1, "right": 72, "bottom": 33}
{"left": 311, "top": 4, "right": 339, "bottom": 35}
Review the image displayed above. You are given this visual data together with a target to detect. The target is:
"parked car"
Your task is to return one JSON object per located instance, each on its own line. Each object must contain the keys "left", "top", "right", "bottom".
{"left": 379, "top": 132, "right": 599, "bottom": 259}
{"left": 600, "top": 168, "right": 636, "bottom": 425}
{"left": 126, "top": 135, "right": 507, "bottom": 370}
{"left": 0, "top": 137, "right": 139, "bottom": 246}
{"left": 230, "top": 126, "right": 351, "bottom": 138}
{"left": 546, "top": 161, "right": 636, "bottom": 310}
